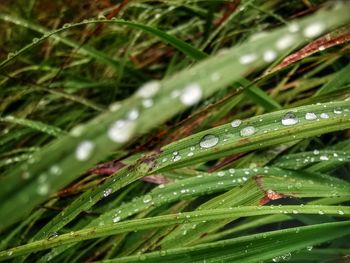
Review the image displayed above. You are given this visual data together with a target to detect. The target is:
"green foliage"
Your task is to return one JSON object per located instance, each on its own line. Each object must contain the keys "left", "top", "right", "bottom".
{"left": 0, "top": 1, "right": 349, "bottom": 262}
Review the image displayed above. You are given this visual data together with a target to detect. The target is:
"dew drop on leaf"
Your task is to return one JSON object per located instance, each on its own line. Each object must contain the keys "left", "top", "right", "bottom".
{"left": 75, "top": 140, "right": 95, "bottom": 161}
{"left": 217, "top": 171, "right": 225, "bottom": 177}
{"left": 180, "top": 83, "right": 202, "bottom": 106}
{"left": 276, "top": 34, "right": 295, "bottom": 50}
{"left": 240, "top": 126, "right": 256, "bottom": 137}
{"left": 305, "top": 112, "right": 317, "bottom": 120}
{"left": 47, "top": 232, "right": 58, "bottom": 241}
{"left": 127, "top": 109, "right": 139, "bottom": 120}
{"left": 239, "top": 53, "right": 257, "bottom": 64}
{"left": 231, "top": 119, "right": 242, "bottom": 128}
{"left": 37, "top": 183, "right": 49, "bottom": 195}
{"left": 320, "top": 155, "right": 329, "bottom": 161}
{"left": 199, "top": 134, "right": 219, "bottom": 148}
{"left": 333, "top": 108, "right": 342, "bottom": 114}
{"left": 142, "top": 99, "right": 153, "bottom": 108}
{"left": 263, "top": 50, "right": 277, "bottom": 62}
{"left": 103, "top": 188, "right": 112, "bottom": 197}
{"left": 143, "top": 194, "right": 153, "bottom": 204}
{"left": 112, "top": 216, "right": 120, "bottom": 223}
{"left": 281, "top": 112, "right": 299, "bottom": 126}
{"left": 303, "top": 22, "right": 325, "bottom": 38}
{"left": 320, "top": 113, "right": 329, "bottom": 119}
{"left": 173, "top": 155, "right": 182, "bottom": 162}
{"left": 108, "top": 120, "right": 135, "bottom": 143}
{"left": 136, "top": 81, "right": 160, "bottom": 98}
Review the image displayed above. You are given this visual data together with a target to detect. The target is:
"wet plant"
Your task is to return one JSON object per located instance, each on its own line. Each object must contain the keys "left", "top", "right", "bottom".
{"left": 0, "top": 1, "right": 349, "bottom": 262}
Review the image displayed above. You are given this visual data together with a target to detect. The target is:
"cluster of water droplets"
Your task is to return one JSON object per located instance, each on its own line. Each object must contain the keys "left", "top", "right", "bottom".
{"left": 238, "top": 21, "right": 326, "bottom": 67}
{"left": 272, "top": 252, "right": 292, "bottom": 262}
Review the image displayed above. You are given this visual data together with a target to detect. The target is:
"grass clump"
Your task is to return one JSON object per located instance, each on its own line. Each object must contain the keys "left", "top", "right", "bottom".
{"left": 0, "top": 1, "right": 350, "bottom": 262}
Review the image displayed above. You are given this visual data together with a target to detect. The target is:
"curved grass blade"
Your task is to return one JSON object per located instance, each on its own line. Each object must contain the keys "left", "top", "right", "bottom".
{"left": 0, "top": 205, "right": 349, "bottom": 260}
{"left": 96, "top": 221, "right": 350, "bottom": 263}
{"left": 275, "top": 150, "right": 350, "bottom": 170}
{"left": 0, "top": 15, "right": 207, "bottom": 70}
{"left": 0, "top": 116, "right": 65, "bottom": 137}
{"left": 316, "top": 63, "right": 350, "bottom": 96}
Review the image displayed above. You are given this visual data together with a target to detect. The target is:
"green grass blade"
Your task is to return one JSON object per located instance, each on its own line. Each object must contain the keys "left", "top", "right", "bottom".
{"left": 0, "top": 205, "right": 349, "bottom": 260}
{"left": 98, "top": 221, "right": 350, "bottom": 263}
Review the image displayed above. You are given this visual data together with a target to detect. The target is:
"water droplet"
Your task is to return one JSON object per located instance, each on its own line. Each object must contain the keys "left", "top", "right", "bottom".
{"left": 239, "top": 53, "right": 257, "bottom": 64}
{"left": 109, "top": 102, "right": 121, "bottom": 112}
{"left": 263, "top": 50, "right": 277, "bottom": 62}
{"left": 136, "top": 81, "right": 160, "bottom": 98}
{"left": 37, "top": 183, "right": 49, "bottom": 195}
{"left": 320, "top": 155, "right": 329, "bottom": 161}
{"left": 272, "top": 256, "right": 281, "bottom": 262}
{"left": 231, "top": 119, "right": 242, "bottom": 128}
{"left": 305, "top": 112, "right": 317, "bottom": 120}
{"left": 318, "top": 45, "right": 325, "bottom": 51}
{"left": 217, "top": 171, "right": 225, "bottom": 177}
{"left": 288, "top": 23, "right": 300, "bottom": 32}
{"left": 127, "top": 109, "right": 139, "bottom": 120}
{"left": 199, "top": 134, "right": 219, "bottom": 148}
{"left": 240, "top": 126, "right": 256, "bottom": 137}
{"left": 75, "top": 140, "right": 95, "bottom": 161}
{"left": 338, "top": 210, "right": 344, "bottom": 215}
{"left": 276, "top": 35, "right": 296, "bottom": 50}
{"left": 142, "top": 99, "right": 153, "bottom": 108}
{"left": 306, "top": 245, "right": 313, "bottom": 251}
{"left": 112, "top": 216, "right": 120, "bottom": 223}
{"left": 313, "top": 149, "right": 319, "bottom": 155}
{"left": 333, "top": 108, "right": 342, "bottom": 114}
{"left": 292, "top": 210, "right": 298, "bottom": 214}
{"left": 281, "top": 252, "right": 291, "bottom": 261}
{"left": 318, "top": 210, "right": 324, "bottom": 215}
{"left": 103, "top": 188, "right": 112, "bottom": 197}
{"left": 320, "top": 113, "right": 329, "bottom": 119}
{"left": 50, "top": 165, "right": 62, "bottom": 176}
{"left": 143, "top": 194, "right": 152, "bottom": 204}
{"left": 108, "top": 120, "right": 135, "bottom": 143}
{"left": 47, "top": 232, "right": 59, "bottom": 241}
{"left": 70, "top": 125, "right": 85, "bottom": 137}
{"left": 281, "top": 112, "right": 299, "bottom": 126}
{"left": 173, "top": 155, "right": 182, "bottom": 162}
{"left": 303, "top": 22, "right": 325, "bottom": 38}
{"left": 180, "top": 83, "right": 202, "bottom": 106}
{"left": 32, "top": 38, "right": 39, "bottom": 43}
{"left": 63, "top": 23, "right": 71, "bottom": 28}
{"left": 187, "top": 152, "right": 194, "bottom": 157}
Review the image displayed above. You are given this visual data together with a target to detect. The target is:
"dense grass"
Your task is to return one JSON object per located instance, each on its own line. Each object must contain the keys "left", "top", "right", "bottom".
{"left": 0, "top": 1, "right": 350, "bottom": 262}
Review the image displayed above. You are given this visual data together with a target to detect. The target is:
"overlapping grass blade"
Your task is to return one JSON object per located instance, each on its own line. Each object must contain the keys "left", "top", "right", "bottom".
{"left": 2, "top": 6, "right": 350, "bottom": 229}
{"left": 98, "top": 221, "right": 350, "bottom": 263}
{"left": 0, "top": 205, "right": 349, "bottom": 260}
